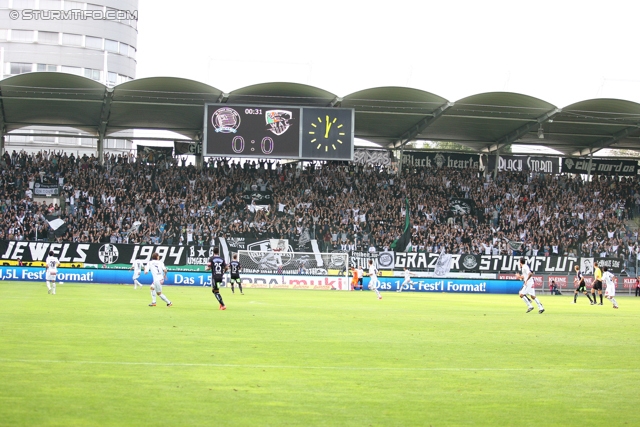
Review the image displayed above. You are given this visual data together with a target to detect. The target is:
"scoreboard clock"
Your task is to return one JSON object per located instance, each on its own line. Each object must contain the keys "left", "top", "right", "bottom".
{"left": 204, "top": 104, "right": 354, "bottom": 161}
{"left": 300, "top": 107, "right": 354, "bottom": 161}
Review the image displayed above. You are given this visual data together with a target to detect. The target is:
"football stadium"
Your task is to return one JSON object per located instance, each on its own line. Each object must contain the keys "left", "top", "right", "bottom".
{"left": 1, "top": 2, "right": 640, "bottom": 426}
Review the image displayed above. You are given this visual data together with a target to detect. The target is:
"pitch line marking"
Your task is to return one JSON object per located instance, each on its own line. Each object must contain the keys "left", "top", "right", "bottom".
{"left": 0, "top": 359, "right": 638, "bottom": 373}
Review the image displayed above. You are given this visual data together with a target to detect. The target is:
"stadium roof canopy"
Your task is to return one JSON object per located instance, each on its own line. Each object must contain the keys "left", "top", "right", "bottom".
{"left": 1, "top": 72, "right": 640, "bottom": 157}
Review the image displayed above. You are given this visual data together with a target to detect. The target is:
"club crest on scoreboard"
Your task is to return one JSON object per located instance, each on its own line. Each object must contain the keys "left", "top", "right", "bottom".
{"left": 265, "top": 110, "right": 293, "bottom": 136}
{"left": 212, "top": 107, "right": 241, "bottom": 133}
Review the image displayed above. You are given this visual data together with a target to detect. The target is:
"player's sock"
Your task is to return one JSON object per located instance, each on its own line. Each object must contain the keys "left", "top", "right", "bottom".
{"left": 521, "top": 296, "right": 533, "bottom": 308}
{"left": 534, "top": 298, "right": 544, "bottom": 309}
{"left": 151, "top": 289, "right": 157, "bottom": 304}
{"left": 214, "top": 292, "right": 225, "bottom": 306}
{"left": 610, "top": 297, "right": 618, "bottom": 307}
{"left": 586, "top": 294, "right": 593, "bottom": 303}
{"left": 134, "top": 280, "right": 141, "bottom": 289}
{"left": 52, "top": 282, "right": 56, "bottom": 294}
{"left": 374, "top": 288, "right": 381, "bottom": 298}
{"left": 238, "top": 283, "right": 243, "bottom": 293}
{"left": 573, "top": 294, "right": 577, "bottom": 303}
{"left": 46, "top": 281, "right": 51, "bottom": 291}
{"left": 600, "top": 294, "right": 603, "bottom": 304}
{"left": 230, "top": 284, "right": 234, "bottom": 293}
{"left": 159, "top": 294, "right": 170, "bottom": 304}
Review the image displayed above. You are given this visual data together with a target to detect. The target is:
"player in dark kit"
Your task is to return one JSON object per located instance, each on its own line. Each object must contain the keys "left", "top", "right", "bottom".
{"left": 573, "top": 265, "right": 594, "bottom": 305}
{"left": 229, "top": 253, "right": 244, "bottom": 295}
{"left": 205, "top": 247, "right": 227, "bottom": 310}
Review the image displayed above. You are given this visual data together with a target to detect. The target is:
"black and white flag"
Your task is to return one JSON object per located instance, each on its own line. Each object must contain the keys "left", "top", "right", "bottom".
{"left": 45, "top": 215, "right": 68, "bottom": 236}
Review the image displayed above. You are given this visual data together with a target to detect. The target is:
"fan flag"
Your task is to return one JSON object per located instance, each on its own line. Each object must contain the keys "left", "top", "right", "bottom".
{"left": 394, "top": 198, "right": 412, "bottom": 252}
{"left": 45, "top": 215, "right": 68, "bottom": 236}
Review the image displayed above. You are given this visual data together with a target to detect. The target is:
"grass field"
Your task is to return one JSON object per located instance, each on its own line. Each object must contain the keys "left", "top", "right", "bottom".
{"left": 0, "top": 282, "right": 639, "bottom": 427}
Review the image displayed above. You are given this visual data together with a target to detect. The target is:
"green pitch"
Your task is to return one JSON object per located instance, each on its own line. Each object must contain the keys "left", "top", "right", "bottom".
{"left": 1, "top": 282, "right": 638, "bottom": 427}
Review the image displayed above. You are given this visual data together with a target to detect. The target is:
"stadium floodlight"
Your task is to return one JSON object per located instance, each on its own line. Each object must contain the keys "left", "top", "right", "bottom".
{"left": 537, "top": 124, "right": 544, "bottom": 139}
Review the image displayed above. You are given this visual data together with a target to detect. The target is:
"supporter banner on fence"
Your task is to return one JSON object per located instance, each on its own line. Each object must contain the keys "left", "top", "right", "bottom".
{"left": 0, "top": 240, "right": 622, "bottom": 273}
{"left": 136, "top": 145, "right": 173, "bottom": 162}
{"left": 174, "top": 141, "right": 202, "bottom": 155}
{"left": 485, "top": 155, "right": 560, "bottom": 174}
{"left": 561, "top": 158, "right": 638, "bottom": 176}
{"left": 353, "top": 149, "right": 392, "bottom": 166}
{"left": 393, "top": 253, "right": 581, "bottom": 274}
{"left": 33, "top": 183, "right": 60, "bottom": 196}
{"left": 580, "top": 256, "right": 624, "bottom": 274}
{"left": 401, "top": 152, "right": 480, "bottom": 170}
{"left": 349, "top": 250, "right": 381, "bottom": 269}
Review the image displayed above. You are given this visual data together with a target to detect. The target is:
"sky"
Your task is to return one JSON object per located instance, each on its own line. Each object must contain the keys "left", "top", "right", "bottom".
{"left": 136, "top": 0, "right": 640, "bottom": 109}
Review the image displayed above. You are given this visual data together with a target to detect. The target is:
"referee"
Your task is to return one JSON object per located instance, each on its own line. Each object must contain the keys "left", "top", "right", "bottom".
{"left": 590, "top": 261, "right": 604, "bottom": 305}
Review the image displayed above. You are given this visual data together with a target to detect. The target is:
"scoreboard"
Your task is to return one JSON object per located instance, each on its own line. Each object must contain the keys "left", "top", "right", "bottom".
{"left": 203, "top": 104, "right": 354, "bottom": 161}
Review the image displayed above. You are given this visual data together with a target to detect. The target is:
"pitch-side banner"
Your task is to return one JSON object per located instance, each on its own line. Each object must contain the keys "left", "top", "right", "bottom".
{"left": 401, "top": 152, "right": 480, "bottom": 170}
{"left": 561, "top": 158, "right": 638, "bottom": 176}
{"left": 485, "top": 155, "right": 560, "bottom": 174}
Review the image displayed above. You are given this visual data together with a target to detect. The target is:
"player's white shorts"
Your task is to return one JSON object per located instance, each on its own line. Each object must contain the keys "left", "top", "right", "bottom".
{"left": 605, "top": 285, "right": 615, "bottom": 297}
{"left": 133, "top": 272, "right": 141, "bottom": 280}
{"left": 369, "top": 277, "right": 379, "bottom": 290}
{"left": 46, "top": 272, "right": 57, "bottom": 281}
{"left": 151, "top": 278, "right": 164, "bottom": 293}
{"left": 520, "top": 281, "right": 535, "bottom": 296}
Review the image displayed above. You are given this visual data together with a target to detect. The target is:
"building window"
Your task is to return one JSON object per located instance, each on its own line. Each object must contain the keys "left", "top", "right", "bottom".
{"left": 105, "top": 39, "right": 118, "bottom": 53}
{"left": 0, "top": 29, "right": 7, "bottom": 41}
{"left": 116, "top": 74, "right": 130, "bottom": 85}
{"left": 37, "top": 64, "right": 57, "bottom": 72}
{"left": 107, "top": 71, "right": 117, "bottom": 85}
{"left": 85, "top": 35, "right": 102, "bottom": 49}
{"left": 62, "top": 33, "right": 82, "bottom": 46}
{"left": 37, "top": 31, "right": 59, "bottom": 44}
{"left": 11, "top": 30, "right": 34, "bottom": 42}
{"left": 61, "top": 65, "right": 82, "bottom": 76}
{"left": 84, "top": 68, "right": 101, "bottom": 81}
{"left": 13, "top": 0, "right": 36, "bottom": 8}
{"left": 119, "top": 43, "right": 129, "bottom": 56}
{"left": 64, "top": 0, "right": 82, "bottom": 10}
{"left": 10, "top": 63, "right": 33, "bottom": 75}
{"left": 39, "top": 0, "right": 61, "bottom": 9}
{"left": 0, "top": 0, "right": 9, "bottom": 8}
{"left": 129, "top": 46, "right": 136, "bottom": 60}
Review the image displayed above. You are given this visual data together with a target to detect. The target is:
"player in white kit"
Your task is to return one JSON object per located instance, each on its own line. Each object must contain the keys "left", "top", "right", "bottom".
{"left": 397, "top": 267, "right": 416, "bottom": 292}
{"left": 368, "top": 259, "right": 382, "bottom": 300}
{"left": 45, "top": 251, "right": 60, "bottom": 295}
{"left": 144, "top": 252, "right": 172, "bottom": 307}
{"left": 130, "top": 259, "right": 145, "bottom": 289}
{"left": 517, "top": 257, "right": 544, "bottom": 314}
{"left": 602, "top": 266, "right": 619, "bottom": 309}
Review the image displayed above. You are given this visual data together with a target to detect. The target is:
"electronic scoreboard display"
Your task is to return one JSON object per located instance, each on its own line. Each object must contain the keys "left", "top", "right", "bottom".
{"left": 204, "top": 104, "right": 354, "bottom": 161}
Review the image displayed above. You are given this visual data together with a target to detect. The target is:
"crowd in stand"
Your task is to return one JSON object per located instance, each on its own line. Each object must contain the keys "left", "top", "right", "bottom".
{"left": 1, "top": 149, "right": 640, "bottom": 268}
